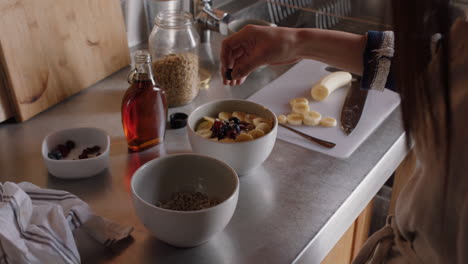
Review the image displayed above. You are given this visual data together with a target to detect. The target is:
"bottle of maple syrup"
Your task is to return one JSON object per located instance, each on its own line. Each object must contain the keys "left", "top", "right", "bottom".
{"left": 121, "top": 50, "right": 167, "bottom": 152}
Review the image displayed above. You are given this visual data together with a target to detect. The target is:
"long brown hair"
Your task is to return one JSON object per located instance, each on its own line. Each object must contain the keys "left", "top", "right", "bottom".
{"left": 392, "top": 0, "right": 452, "bottom": 148}
{"left": 392, "top": 0, "right": 453, "bottom": 224}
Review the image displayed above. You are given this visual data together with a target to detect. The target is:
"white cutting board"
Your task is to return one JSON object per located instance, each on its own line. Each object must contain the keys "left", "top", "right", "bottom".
{"left": 248, "top": 59, "right": 400, "bottom": 159}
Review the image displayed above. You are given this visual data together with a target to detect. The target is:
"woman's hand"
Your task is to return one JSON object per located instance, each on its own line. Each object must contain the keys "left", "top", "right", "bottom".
{"left": 220, "top": 25, "right": 300, "bottom": 85}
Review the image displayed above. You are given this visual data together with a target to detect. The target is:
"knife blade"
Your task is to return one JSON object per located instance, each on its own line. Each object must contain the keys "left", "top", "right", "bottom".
{"left": 340, "top": 79, "right": 368, "bottom": 135}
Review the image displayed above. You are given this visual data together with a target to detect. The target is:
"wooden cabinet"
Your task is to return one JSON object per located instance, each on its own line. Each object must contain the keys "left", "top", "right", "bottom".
{"left": 322, "top": 201, "right": 373, "bottom": 264}
{"left": 322, "top": 150, "right": 415, "bottom": 264}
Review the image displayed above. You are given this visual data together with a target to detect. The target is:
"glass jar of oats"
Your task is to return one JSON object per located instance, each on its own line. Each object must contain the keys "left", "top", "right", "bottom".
{"left": 149, "top": 10, "right": 200, "bottom": 107}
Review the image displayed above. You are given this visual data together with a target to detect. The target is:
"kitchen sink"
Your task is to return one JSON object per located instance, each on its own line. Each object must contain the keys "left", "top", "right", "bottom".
{"left": 218, "top": 0, "right": 393, "bottom": 34}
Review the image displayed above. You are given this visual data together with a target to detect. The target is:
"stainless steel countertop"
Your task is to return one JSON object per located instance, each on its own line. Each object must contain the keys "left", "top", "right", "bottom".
{"left": 0, "top": 33, "right": 408, "bottom": 263}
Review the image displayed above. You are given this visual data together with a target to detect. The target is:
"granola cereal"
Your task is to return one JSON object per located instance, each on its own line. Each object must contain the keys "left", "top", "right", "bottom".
{"left": 153, "top": 53, "right": 199, "bottom": 107}
{"left": 156, "top": 191, "right": 220, "bottom": 211}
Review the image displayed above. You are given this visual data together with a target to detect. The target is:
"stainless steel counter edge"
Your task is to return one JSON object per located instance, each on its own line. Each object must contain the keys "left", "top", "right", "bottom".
{"left": 294, "top": 132, "right": 409, "bottom": 263}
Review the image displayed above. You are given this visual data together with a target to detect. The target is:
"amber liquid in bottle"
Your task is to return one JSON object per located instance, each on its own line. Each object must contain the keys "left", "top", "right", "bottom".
{"left": 122, "top": 51, "right": 167, "bottom": 152}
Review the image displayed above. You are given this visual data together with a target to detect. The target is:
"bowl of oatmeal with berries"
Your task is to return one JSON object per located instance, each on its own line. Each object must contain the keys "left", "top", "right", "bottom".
{"left": 187, "top": 99, "right": 277, "bottom": 175}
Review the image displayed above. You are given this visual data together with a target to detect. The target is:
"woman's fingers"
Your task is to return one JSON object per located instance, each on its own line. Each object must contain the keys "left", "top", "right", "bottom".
{"left": 231, "top": 52, "right": 264, "bottom": 80}
{"left": 221, "top": 35, "right": 244, "bottom": 70}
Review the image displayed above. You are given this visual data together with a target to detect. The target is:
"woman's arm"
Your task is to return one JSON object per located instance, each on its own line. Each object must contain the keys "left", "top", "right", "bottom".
{"left": 293, "top": 28, "right": 367, "bottom": 75}
{"left": 220, "top": 26, "right": 367, "bottom": 85}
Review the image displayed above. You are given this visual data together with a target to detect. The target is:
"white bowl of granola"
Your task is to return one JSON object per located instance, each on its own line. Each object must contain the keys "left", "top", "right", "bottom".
{"left": 187, "top": 99, "right": 278, "bottom": 175}
{"left": 131, "top": 153, "right": 239, "bottom": 247}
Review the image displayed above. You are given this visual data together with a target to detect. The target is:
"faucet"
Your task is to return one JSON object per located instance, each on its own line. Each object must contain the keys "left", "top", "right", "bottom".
{"left": 191, "top": 0, "right": 231, "bottom": 43}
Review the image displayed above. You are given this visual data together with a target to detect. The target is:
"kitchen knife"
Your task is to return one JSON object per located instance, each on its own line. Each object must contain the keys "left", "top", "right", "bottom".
{"left": 340, "top": 78, "right": 368, "bottom": 135}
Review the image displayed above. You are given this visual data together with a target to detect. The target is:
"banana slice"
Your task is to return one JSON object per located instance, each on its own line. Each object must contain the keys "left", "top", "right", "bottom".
{"left": 196, "top": 121, "right": 213, "bottom": 131}
{"left": 219, "top": 138, "right": 235, "bottom": 143}
{"left": 320, "top": 117, "right": 337, "bottom": 127}
{"left": 292, "top": 102, "right": 310, "bottom": 114}
{"left": 218, "top": 112, "right": 232, "bottom": 121}
{"left": 210, "top": 137, "right": 218, "bottom": 142}
{"left": 253, "top": 117, "right": 271, "bottom": 126}
{"left": 203, "top": 116, "right": 215, "bottom": 123}
{"left": 248, "top": 129, "right": 265, "bottom": 139}
{"left": 303, "top": 111, "right": 322, "bottom": 126}
{"left": 289, "top": 97, "right": 309, "bottom": 106}
{"left": 311, "top": 72, "right": 352, "bottom": 101}
{"left": 196, "top": 129, "right": 212, "bottom": 138}
{"left": 232, "top": 111, "right": 247, "bottom": 122}
{"left": 278, "top": 114, "right": 287, "bottom": 124}
{"left": 235, "top": 133, "right": 254, "bottom": 142}
{"left": 255, "top": 123, "right": 272, "bottom": 134}
{"left": 287, "top": 113, "right": 303, "bottom": 126}
{"left": 244, "top": 114, "right": 257, "bottom": 123}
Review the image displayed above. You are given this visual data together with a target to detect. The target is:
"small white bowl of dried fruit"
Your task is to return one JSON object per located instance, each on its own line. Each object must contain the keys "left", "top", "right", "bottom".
{"left": 41, "top": 127, "right": 110, "bottom": 179}
{"left": 187, "top": 99, "right": 277, "bottom": 175}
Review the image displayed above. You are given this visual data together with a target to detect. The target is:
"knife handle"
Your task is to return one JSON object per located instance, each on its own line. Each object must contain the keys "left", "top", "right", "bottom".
{"left": 279, "top": 124, "right": 336, "bottom": 149}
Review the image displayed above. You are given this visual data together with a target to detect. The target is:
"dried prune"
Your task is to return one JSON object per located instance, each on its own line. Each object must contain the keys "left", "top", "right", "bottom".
{"left": 65, "top": 140, "right": 75, "bottom": 150}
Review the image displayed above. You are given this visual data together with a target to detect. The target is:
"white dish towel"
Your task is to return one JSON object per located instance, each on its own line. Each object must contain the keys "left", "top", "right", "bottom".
{"left": 0, "top": 182, "right": 133, "bottom": 264}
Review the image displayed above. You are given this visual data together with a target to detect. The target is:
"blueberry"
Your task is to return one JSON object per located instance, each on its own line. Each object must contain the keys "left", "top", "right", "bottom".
{"left": 234, "top": 124, "right": 241, "bottom": 133}
{"left": 49, "top": 149, "right": 63, "bottom": 160}
{"left": 229, "top": 117, "right": 240, "bottom": 124}
{"left": 48, "top": 153, "right": 57, "bottom": 160}
{"left": 225, "top": 69, "right": 233, "bottom": 80}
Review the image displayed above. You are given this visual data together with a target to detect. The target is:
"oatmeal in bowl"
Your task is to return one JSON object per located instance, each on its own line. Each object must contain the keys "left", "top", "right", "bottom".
{"left": 195, "top": 110, "right": 273, "bottom": 143}
{"left": 187, "top": 99, "right": 277, "bottom": 175}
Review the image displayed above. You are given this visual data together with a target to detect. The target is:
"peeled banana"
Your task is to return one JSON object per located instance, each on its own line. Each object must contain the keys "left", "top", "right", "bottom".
{"left": 196, "top": 129, "right": 212, "bottom": 138}
{"left": 289, "top": 97, "right": 309, "bottom": 106}
{"left": 311, "top": 71, "right": 352, "bottom": 101}
{"left": 232, "top": 111, "right": 247, "bottom": 122}
{"left": 292, "top": 102, "right": 310, "bottom": 114}
{"left": 303, "top": 111, "right": 322, "bottom": 126}
{"left": 220, "top": 138, "right": 235, "bottom": 143}
{"left": 197, "top": 120, "right": 213, "bottom": 131}
{"left": 287, "top": 113, "right": 303, "bottom": 126}
{"left": 278, "top": 115, "right": 287, "bottom": 124}
{"left": 203, "top": 116, "right": 215, "bottom": 123}
{"left": 218, "top": 112, "right": 232, "bottom": 121}
{"left": 248, "top": 129, "right": 265, "bottom": 139}
{"left": 256, "top": 123, "right": 272, "bottom": 134}
{"left": 235, "top": 133, "right": 254, "bottom": 142}
{"left": 244, "top": 114, "right": 257, "bottom": 123}
{"left": 253, "top": 117, "right": 271, "bottom": 126}
{"left": 320, "top": 117, "right": 337, "bottom": 127}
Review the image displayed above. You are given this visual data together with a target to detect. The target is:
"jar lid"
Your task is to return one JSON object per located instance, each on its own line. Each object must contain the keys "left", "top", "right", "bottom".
{"left": 169, "top": 112, "right": 188, "bottom": 129}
